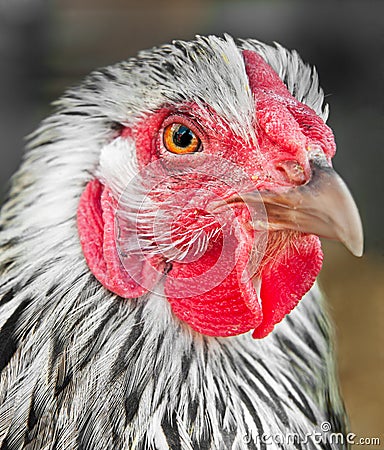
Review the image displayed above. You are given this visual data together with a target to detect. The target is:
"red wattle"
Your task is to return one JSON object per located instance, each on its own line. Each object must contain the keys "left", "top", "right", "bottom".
{"left": 164, "top": 223, "right": 263, "bottom": 337}
{"left": 77, "top": 180, "right": 323, "bottom": 339}
{"left": 253, "top": 234, "right": 323, "bottom": 338}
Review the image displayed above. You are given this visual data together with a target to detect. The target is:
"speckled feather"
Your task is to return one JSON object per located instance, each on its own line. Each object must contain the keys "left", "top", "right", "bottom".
{"left": 0, "top": 35, "right": 347, "bottom": 449}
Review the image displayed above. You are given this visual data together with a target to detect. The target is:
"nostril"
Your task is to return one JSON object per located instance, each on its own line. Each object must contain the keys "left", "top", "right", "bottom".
{"left": 276, "top": 160, "right": 308, "bottom": 185}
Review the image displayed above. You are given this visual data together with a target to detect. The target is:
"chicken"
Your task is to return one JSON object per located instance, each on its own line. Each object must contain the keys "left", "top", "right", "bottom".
{"left": 0, "top": 35, "right": 363, "bottom": 449}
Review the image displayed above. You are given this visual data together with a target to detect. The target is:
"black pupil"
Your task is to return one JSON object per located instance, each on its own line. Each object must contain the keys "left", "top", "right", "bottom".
{"left": 173, "top": 125, "right": 194, "bottom": 148}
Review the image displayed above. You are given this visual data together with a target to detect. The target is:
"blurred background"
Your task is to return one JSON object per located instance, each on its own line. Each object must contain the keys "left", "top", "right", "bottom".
{"left": 0, "top": 0, "right": 383, "bottom": 446}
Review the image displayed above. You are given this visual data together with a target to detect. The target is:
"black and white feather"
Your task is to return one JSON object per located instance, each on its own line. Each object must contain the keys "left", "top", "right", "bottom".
{"left": 0, "top": 35, "right": 347, "bottom": 450}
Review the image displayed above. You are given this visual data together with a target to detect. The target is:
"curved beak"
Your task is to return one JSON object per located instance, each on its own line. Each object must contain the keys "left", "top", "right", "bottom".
{"left": 238, "top": 157, "right": 364, "bottom": 257}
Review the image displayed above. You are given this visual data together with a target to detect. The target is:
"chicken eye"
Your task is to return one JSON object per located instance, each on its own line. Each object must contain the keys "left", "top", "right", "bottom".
{"left": 163, "top": 123, "right": 201, "bottom": 154}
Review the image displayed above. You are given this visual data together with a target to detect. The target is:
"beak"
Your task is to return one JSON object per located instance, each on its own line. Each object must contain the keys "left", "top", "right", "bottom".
{"left": 237, "top": 156, "right": 364, "bottom": 257}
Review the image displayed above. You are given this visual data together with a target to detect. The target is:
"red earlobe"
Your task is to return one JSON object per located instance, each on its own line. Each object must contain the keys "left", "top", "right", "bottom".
{"left": 77, "top": 179, "right": 162, "bottom": 298}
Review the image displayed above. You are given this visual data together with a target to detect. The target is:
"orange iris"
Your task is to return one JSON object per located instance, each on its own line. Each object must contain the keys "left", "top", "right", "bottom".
{"left": 163, "top": 123, "right": 201, "bottom": 154}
